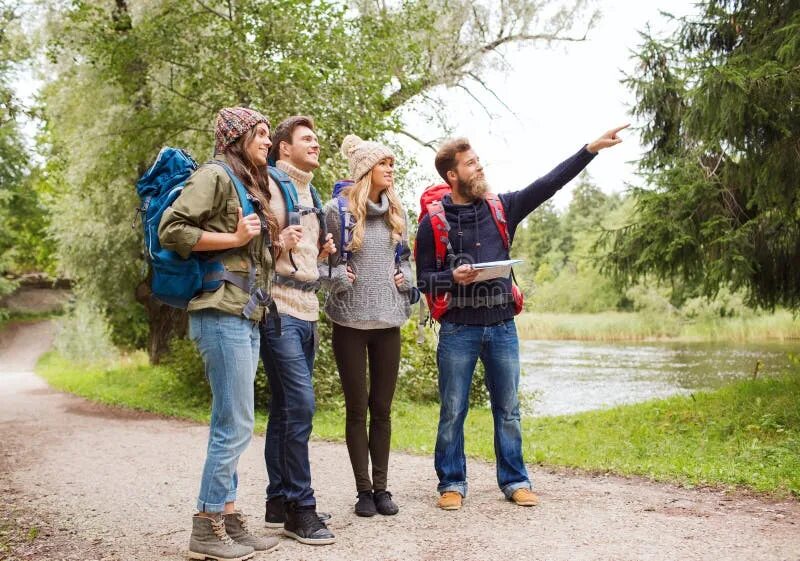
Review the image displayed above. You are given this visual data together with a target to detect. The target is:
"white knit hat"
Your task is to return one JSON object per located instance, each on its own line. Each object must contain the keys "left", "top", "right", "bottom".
{"left": 340, "top": 134, "right": 395, "bottom": 180}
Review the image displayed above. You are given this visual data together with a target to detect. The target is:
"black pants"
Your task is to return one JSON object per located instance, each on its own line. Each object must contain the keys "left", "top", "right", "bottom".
{"left": 332, "top": 323, "right": 401, "bottom": 492}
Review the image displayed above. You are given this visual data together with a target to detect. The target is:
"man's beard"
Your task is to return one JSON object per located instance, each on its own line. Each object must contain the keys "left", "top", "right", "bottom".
{"left": 457, "top": 174, "right": 489, "bottom": 200}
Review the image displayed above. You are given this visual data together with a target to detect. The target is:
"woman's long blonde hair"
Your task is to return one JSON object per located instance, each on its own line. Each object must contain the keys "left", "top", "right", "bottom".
{"left": 345, "top": 167, "right": 406, "bottom": 253}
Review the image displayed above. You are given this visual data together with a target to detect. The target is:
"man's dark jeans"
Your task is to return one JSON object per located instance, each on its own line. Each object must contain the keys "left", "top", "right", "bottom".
{"left": 260, "top": 314, "right": 317, "bottom": 508}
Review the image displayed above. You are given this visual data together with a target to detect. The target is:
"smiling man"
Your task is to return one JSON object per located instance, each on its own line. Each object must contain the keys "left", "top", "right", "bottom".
{"left": 259, "top": 115, "right": 337, "bottom": 545}
{"left": 416, "top": 125, "right": 628, "bottom": 511}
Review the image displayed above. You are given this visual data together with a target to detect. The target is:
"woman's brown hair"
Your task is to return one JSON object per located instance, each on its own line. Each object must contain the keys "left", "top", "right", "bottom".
{"left": 224, "top": 127, "right": 281, "bottom": 246}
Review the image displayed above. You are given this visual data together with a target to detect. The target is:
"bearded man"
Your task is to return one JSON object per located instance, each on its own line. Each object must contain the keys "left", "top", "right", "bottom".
{"left": 416, "top": 126, "right": 628, "bottom": 510}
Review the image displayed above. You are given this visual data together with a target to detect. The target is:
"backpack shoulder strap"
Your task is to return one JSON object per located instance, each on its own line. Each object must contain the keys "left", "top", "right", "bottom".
{"left": 309, "top": 185, "right": 324, "bottom": 210}
{"left": 267, "top": 166, "right": 298, "bottom": 213}
{"left": 309, "top": 184, "right": 327, "bottom": 247}
{"left": 204, "top": 161, "right": 255, "bottom": 216}
{"left": 336, "top": 194, "right": 353, "bottom": 263}
{"left": 426, "top": 199, "right": 452, "bottom": 269}
{"left": 484, "top": 193, "right": 510, "bottom": 249}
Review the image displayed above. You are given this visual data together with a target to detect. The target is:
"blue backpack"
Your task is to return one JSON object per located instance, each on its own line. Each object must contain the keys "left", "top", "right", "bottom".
{"left": 135, "top": 147, "right": 261, "bottom": 311}
{"left": 331, "top": 179, "right": 419, "bottom": 304}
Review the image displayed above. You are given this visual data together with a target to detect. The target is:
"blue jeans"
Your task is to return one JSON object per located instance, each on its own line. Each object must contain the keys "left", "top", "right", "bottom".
{"left": 189, "top": 309, "right": 260, "bottom": 513}
{"left": 435, "top": 319, "right": 531, "bottom": 498}
{"left": 260, "top": 314, "right": 317, "bottom": 507}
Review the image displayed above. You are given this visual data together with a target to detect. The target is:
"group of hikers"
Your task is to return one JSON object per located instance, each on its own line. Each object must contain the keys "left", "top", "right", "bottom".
{"left": 156, "top": 106, "right": 626, "bottom": 561}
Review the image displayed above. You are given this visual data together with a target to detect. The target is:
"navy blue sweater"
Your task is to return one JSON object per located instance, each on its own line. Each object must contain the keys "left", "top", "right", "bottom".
{"left": 416, "top": 145, "right": 596, "bottom": 325}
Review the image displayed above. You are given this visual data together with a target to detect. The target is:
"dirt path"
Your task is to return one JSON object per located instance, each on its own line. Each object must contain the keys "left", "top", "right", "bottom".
{"left": 1, "top": 322, "right": 798, "bottom": 561}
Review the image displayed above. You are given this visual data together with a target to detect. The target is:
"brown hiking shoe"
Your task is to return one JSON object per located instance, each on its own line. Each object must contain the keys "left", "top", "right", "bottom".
{"left": 437, "top": 491, "right": 463, "bottom": 510}
{"left": 510, "top": 488, "right": 540, "bottom": 507}
{"left": 224, "top": 511, "right": 279, "bottom": 552}
{"left": 188, "top": 513, "right": 255, "bottom": 561}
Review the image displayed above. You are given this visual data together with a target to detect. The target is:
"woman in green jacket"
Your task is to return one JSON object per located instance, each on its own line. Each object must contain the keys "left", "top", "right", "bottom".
{"left": 159, "top": 107, "right": 280, "bottom": 561}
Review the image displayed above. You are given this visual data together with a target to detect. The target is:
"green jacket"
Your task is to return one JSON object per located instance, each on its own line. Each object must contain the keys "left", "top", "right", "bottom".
{"left": 158, "top": 155, "right": 273, "bottom": 320}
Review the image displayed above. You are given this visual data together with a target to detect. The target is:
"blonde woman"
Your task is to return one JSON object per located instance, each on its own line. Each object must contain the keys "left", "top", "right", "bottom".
{"left": 322, "top": 135, "right": 413, "bottom": 517}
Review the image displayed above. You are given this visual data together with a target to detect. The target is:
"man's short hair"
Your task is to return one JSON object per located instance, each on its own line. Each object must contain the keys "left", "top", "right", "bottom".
{"left": 268, "top": 115, "right": 316, "bottom": 162}
{"left": 435, "top": 137, "right": 472, "bottom": 184}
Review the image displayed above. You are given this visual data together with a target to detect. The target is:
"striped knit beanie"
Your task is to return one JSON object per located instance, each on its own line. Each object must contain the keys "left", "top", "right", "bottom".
{"left": 214, "top": 107, "right": 270, "bottom": 154}
{"left": 340, "top": 134, "right": 395, "bottom": 180}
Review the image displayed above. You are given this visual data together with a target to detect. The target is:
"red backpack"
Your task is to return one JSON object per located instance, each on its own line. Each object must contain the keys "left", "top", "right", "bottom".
{"left": 413, "top": 184, "right": 524, "bottom": 321}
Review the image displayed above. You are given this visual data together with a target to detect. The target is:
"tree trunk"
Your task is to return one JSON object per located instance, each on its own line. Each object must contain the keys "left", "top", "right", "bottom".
{"left": 135, "top": 277, "right": 187, "bottom": 365}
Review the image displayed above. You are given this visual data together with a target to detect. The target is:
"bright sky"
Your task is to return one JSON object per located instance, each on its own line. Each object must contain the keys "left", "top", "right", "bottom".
{"left": 397, "top": 0, "right": 696, "bottom": 209}
{"left": 12, "top": 0, "right": 696, "bottom": 205}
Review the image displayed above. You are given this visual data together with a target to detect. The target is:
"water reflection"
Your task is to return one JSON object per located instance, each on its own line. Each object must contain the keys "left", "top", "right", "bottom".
{"left": 519, "top": 340, "right": 798, "bottom": 417}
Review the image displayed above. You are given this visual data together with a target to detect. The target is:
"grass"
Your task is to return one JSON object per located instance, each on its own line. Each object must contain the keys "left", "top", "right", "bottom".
{"left": 516, "top": 310, "right": 800, "bottom": 341}
{"left": 37, "top": 351, "right": 800, "bottom": 497}
{"left": 0, "top": 310, "right": 62, "bottom": 331}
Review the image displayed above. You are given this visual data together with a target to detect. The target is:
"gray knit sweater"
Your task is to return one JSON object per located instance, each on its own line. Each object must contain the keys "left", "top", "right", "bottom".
{"left": 320, "top": 193, "right": 413, "bottom": 329}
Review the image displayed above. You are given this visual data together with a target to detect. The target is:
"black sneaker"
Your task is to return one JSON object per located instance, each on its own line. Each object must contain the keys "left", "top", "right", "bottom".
{"left": 354, "top": 491, "right": 377, "bottom": 517}
{"left": 265, "top": 496, "right": 286, "bottom": 528}
{"left": 283, "top": 504, "right": 336, "bottom": 545}
{"left": 266, "top": 497, "right": 331, "bottom": 528}
{"left": 374, "top": 490, "right": 399, "bottom": 516}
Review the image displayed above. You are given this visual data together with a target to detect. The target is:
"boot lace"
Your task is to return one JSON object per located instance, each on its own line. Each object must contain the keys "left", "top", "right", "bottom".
{"left": 234, "top": 513, "right": 252, "bottom": 536}
{"left": 211, "top": 517, "right": 235, "bottom": 546}
{"left": 296, "top": 508, "right": 325, "bottom": 533}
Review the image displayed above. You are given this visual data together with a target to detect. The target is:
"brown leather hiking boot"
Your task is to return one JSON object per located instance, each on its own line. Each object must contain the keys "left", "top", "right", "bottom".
{"left": 510, "top": 488, "right": 540, "bottom": 507}
{"left": 188, "top": 513, "right": 255, "bottom": 561}
{"left": 437, "top": 491, "right": 463, "bottom": 510}
{"left": 224, "top": 511, "right": 279, "bottom": 552}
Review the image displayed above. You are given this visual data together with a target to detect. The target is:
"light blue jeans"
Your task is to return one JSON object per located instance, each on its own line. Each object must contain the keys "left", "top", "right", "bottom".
{"left": 189, "top": 309, "right": 260, "bottom": 513}
{"left": 435, "top": 318, "right": 531, "bottom": 498}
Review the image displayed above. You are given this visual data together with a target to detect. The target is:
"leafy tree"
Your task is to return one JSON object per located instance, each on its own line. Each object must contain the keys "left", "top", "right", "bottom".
{"left": 0, "top": 0, "right": 54, "bottom": 306}
{"left": 515, "top": 201, "right": 560, "bottom": 275}
{"left": 38, "top": 0, "right": 596, "bottom": 361}
{"left": 603, "top": 0, "right": 800, "bottom": 310}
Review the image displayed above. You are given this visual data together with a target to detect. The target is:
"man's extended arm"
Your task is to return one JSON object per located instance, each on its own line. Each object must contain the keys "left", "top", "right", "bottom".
{"left": 499, "top": 145, "right": 595, "bottom": 236}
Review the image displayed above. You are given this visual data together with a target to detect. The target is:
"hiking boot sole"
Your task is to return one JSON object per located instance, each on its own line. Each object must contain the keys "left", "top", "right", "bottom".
{"left": 188, "top": 550, "right": 255, "bottom": 561}
{"left": 355, "top": 509, "right": 376, "bottom": 517}
{"left": 283, "top": 529, "right": 336, "bottom": 545}
{"left": 264, "top": 520, "right": 285, "bottom": 529}
{"left": 439, "top": 504, "right": 462, "bottom": 511}
{"left": 262, "top": 541, "right": 280, "bottom": 553}
{"left": 512, "top": 500, "right": 539, "bottom": 507}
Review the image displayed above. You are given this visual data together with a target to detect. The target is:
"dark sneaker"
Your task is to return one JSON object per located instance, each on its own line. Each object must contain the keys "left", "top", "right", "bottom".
{"left": 224, "top": 511, "right": 279, "bottom": 552}
{"left": 188, "top": 513, "right": 255, "bottom": 561}
{"left": 264, "top": 497, "right": 286, "bottom": 528}
{"left": 354, "top": 491, "right": 377, "bottom": 517}
{"left": 373, "top": 490, "right": 399, "bottom": 516}
{"left": 283, "top": 504, "right": 336, "bottom": 545}
{"left": 265, "top": 497, "right": 331, "bottom": 528}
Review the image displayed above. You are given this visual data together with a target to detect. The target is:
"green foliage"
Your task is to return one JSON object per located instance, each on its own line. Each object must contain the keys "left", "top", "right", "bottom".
{"left": 513, "top": 173, "right": 628, "bottom": 313}
{"left": 0, "top": 2, "right": 55, "bottom": 294}
{"left": 158, "top": 313, "right": 486, "bottom": 411}
{"left": 36, "top": 0, "right": 592, "bottom": 351}
{"left": 53, "top": 300, "right": 119, "bottom": 363}
{"left": 515, "top": 310, "right": 800, "bottom": 342}
{"left": 603, "top": 0, "right": 800, "bottom": 310}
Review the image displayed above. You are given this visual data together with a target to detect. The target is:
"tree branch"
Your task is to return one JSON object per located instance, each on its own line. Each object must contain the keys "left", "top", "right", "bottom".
{"left": 456, "top": 83, "right": 496, "bottom": 119}
{"left": 149, "top": 75, "right": 216, "bottom": 110}
{"left": 466, "top": 71, "right": 519, "bottom": 119}
{"left": 194, "top": 0, "right": 230, "bottom": 20}
{"left": 396, "top": 129, "right": 439, "bottom": 151}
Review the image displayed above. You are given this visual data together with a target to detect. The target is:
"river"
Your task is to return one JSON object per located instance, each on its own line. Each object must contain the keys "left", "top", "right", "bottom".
{"left": 519, "top": 339, "right": 798, "bottom": 417}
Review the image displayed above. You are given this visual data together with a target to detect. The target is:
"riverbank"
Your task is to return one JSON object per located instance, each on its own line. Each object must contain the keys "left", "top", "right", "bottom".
{"left": 38, "top": 351, "right": 800, "bottom": 496}
{"left": 516, "top": 310, "right": 800, "bottom": 341}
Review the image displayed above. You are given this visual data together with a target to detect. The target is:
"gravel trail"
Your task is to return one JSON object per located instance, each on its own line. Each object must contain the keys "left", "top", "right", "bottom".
{"left": 1, "top": 321, "right": 798, "bottom": 561}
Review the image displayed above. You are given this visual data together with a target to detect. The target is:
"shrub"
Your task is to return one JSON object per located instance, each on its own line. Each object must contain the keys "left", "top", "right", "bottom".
{"left": 54, "top": 300, "right": 118, "bottom": 363}
{"left": 156, "top": 311, "right": 490, "bottom": 412}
